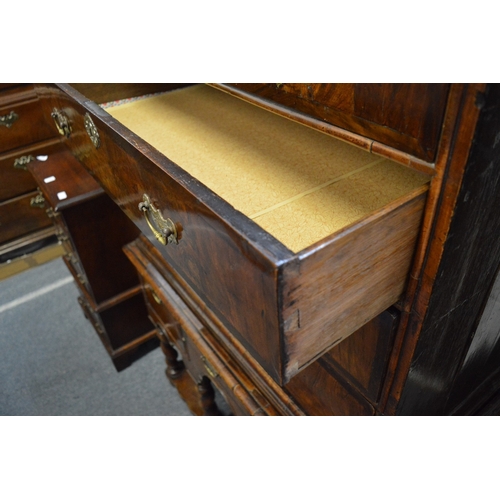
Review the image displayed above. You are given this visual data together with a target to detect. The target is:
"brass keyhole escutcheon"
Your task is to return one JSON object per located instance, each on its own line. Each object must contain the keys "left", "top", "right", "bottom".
{"left": 51, "top": 108, "right": 72, "bottom": 138}
{"left": 138, "top": 194, "right": 178, "bottom": 246}
{"left": 84, "top": 113, "right": 100, "bottom": 149}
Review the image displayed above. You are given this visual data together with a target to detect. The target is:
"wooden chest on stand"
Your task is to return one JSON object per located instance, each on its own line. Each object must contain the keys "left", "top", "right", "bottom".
{"left": 31, "top": 82, "right": 500, "bottom": 415}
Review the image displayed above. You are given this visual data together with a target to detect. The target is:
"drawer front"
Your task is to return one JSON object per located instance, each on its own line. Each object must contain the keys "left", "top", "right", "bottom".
{"left": 0, "top": 191, "right": 52, "bottom": 245}
{"left": 221, "top": 83, "right": 450, "bottom": 162}
{"left": 0, "top": 86, "right": 58, "bottom": 154}
{"left": 0, "top": 140, "right": 61, "bottom": 202}
{"left": 138, "top": 259, "right": 273, "bottom": 416}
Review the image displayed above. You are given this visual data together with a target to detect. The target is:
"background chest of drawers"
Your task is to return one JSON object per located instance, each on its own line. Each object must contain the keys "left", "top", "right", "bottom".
{"left": 0, "top": 84, "right": 61, "bottom": 263}
{"left": 30, "top": 82, "right": 500, "bottom": 415}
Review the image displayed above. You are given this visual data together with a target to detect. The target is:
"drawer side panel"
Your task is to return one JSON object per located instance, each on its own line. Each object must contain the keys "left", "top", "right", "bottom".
{"left": 282, "top": 190, "right": 426, "bottom": 381}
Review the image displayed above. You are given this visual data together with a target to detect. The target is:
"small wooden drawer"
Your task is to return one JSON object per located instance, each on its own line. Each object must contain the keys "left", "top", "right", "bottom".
{"left": 38, "top": 83, "right": 429, "bottom": 385}
{"left": 129, "top": 244, "right": 274, "bottom": 416}
{"left": 0, "top": 85, "right": 57, "bottom": 154}
{"left": 0, "top": 190, "right": 53, "bottom": 246}
{"left": 0, "top": 140, "right": 61, "bottom": 203}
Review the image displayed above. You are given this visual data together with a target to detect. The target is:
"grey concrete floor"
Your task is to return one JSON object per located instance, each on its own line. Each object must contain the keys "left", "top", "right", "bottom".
{"left": 0, "top": 257, "right": 195, "bottom": 415}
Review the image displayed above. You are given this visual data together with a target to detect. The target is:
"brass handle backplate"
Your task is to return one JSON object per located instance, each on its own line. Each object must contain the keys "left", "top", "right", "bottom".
{"left": 13, "top": 155, "right": 35, "bottom": 170}
{"left": 138, "top": 193, "right": 178, "bottom": 246}
{"left": 30, "top": 194, "right": 46, "bottom": 208}
{"left": 84, "top": 113, "right": 100, "bottom": 149}
{"left": 51, "top": 108, "right": 72, "bottom": 137}
{"left": 0, "top": 111, "right": 19, "bottom": 128}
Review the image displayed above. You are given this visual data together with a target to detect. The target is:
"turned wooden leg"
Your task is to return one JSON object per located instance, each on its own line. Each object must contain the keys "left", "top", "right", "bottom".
{"left": 197, "top": 376, "right": 221, "bottom": 416}
{"left": 158, "top": 333, "right": 185, "bottom": 381}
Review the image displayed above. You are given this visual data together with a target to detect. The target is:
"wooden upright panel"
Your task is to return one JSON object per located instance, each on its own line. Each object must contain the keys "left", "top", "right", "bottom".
{"left": 219, "top": 83, "right": 450, "bottom": 162}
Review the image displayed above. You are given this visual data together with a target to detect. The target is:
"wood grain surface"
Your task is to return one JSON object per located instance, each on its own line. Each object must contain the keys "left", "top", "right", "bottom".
{"left": 281, "top": 188, "right": 427, "bottom": 381}
{"left": 213, "top": 83, "right": 450, "bottom": 164}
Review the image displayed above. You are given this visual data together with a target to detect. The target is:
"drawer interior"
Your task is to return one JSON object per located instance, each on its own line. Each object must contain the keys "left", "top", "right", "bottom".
{"left": 104, "top": 84, "right": 430, "bottom": 253}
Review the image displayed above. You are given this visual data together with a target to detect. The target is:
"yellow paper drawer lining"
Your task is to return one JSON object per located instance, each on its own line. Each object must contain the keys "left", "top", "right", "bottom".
{"left": 248, "top": 158, "right": 385, "bottom": 219}
{"left": 106, "top": 84, "right": 429, "bottom": 253}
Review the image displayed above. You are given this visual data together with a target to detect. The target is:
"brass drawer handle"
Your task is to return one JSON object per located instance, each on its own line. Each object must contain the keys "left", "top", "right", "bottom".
{"left": 51, "top": 108, "right": 72, "bottom": 137}
{"left": 138, "top": 193, "right": 178, "bottom": 246}
{"left": 13, "top": 155, "right": 35, "bottom": 170}
{"left": 84, "top": 113, "right": 100, "bottom": 149}
{"left": 30, "top": 194, "right": 46, "bottom": 208}
{"left": 0, "top": 111, "right": 19, "bottom": 128}
{"left": 201, "top": 356, "right": 218, "bottom": 379}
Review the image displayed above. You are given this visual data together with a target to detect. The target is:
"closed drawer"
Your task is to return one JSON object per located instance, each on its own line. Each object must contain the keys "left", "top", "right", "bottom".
{"left": 0, "top": 85, "right": 57, "bottom": 153}
{"left": 216, "top": 83, "right": 450, "bottom": 163}
{"left": 0, "top": 139, "right": 61, "bottom": 202}
{"left": 0, "top": 191, "right": 52, "bottom": 245}
{"left": 135, "top": 253, "right": 274, "bottom": 416}
{"left": 37, "top": 83, "right": 429, "bottom": 385}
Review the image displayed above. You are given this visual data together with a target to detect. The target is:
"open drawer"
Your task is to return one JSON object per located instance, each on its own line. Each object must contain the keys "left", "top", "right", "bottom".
{"left": 35, "top": 83, "right": 429, "bottom": 384}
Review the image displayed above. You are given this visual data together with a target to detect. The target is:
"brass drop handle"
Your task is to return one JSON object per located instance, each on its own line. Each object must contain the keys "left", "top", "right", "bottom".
{"left": 30, "top": 194, "right": 46, "bottom": 208}
{"left": 0, "top": 111, "right": 19, "bottom": 128}
{"left": 51, "top": 108, "right": 72, "bottom": 137}
{"left": 138, "top": 193, "right": 178, "bottom": 246}
{"left": 13, "top": 155, "right": 35, "bottom": 170}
